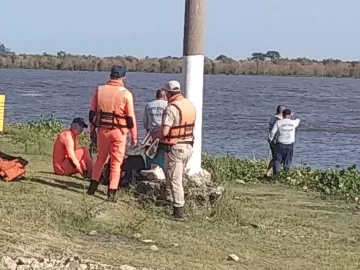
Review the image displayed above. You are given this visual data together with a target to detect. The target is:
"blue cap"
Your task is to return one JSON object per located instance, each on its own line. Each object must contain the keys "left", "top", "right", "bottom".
{"left": 72, "top": 117, "right": 88, "bottom": 128}
{"left": 110, "top": 65, "right": 126, "bottom": 78}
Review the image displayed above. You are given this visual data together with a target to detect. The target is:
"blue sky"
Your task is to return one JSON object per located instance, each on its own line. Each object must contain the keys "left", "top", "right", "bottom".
{"left": 1, "top": 0, "right": 359, "bottom": 60}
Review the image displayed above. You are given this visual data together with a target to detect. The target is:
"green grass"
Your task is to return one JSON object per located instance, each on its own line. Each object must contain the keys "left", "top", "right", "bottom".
{"left": 1, "top": 115, "right": 360, "bottom": 269}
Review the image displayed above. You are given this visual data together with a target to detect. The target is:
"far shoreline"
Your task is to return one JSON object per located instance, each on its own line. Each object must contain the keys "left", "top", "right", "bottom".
{"left": 1, "top": 51, "right": 360, "bottom": 79}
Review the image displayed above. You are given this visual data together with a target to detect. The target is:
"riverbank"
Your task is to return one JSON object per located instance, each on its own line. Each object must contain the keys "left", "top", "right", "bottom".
{"left": 2, "top": 119, "right": 360, "bottom": 269}
{"left": 10, "top": 114, "right": 360, "bottom": 201}
{"left": 1, "top": 52, "right": 360, "bottom": 78}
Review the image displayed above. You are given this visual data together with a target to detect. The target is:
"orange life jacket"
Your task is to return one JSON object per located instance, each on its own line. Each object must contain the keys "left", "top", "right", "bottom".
{"left": 0, "top": 157, "right": 26, "bottom": 182}
{"left": 161, "top": 94, "right": 196, "bottom": 145}
{"left": 90, "top": 81, "right": 132, "bottom": 130}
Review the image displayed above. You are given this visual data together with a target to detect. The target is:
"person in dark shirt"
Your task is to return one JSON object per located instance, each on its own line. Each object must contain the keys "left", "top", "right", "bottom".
{"left": 265, "top": 105, "right": 285, "bottom": 177}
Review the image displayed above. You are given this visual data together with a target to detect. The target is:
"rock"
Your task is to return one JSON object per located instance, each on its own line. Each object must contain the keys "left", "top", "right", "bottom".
{"left": 135, "top": 180, "right": 167, "bottom": 200}
{"left": 1, "top": 256, "right": 17, "bottom": 270}
{"left": 235, "top": 179, "right": 246, "bottom": 184}
{"left": 133, "top": 233, "right": 141, "bottom": 239}
{"left": 228, "top": 254, "right": 240, "bottom": 262}
{"left": 16, "top": 257, "right": 34, "bottom": 265}
{"left": 107, "top": 146, "right": 224, "bottom": 211}
{"left": 150, "top": 245, "right": 159, "bottom": 251}
{"left": 16, "top": 265, "right": 30, "bottom": 270}
{"left": 0, "top": 256, "right": 119, "bottom": 270}
{"left": 30, "top": 260, "right": 41, "bottom": 269}
{"left": 120, "top": 265, "right": 137, "bottom": 270}
{"left": 68, "top": 261, "right": 81, "bottom": 269}
{"left": 142, "top": 239, "right": 155, "bottom": 243}
{"left": 184, "top": 169, "right": 224, "bottom": 209}
{"left": 172, "top": 243, "right": 179, "bottom": 247}
{"left": 50, "top": 259, "right": 62, "bottom": 266}
{"left": 136, "top": 168, "right": 223, "bottom": 210}
{"left": 88, "top": 230, "right": 98, "bottom": 236}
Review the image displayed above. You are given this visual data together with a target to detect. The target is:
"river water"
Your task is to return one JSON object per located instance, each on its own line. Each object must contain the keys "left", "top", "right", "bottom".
{"left": 0, "top": 68, "right": 359, "bottom": 169}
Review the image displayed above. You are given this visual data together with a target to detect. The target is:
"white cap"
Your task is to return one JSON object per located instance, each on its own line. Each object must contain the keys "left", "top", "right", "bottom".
{"left": 163, "top": 80, "right": 181, "bottom": 92}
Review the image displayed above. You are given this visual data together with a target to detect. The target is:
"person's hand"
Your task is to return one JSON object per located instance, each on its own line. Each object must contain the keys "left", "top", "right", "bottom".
{"left": 76, "top": 166, "right": 84, "bottom": 175}
{"left": 90, "top": 130, "right": 97, "bottom": 143}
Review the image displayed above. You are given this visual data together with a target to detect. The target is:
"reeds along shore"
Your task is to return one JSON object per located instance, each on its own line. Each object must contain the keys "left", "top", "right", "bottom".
{"left": 1, "top": 53, "right": 360, "bottom": 78}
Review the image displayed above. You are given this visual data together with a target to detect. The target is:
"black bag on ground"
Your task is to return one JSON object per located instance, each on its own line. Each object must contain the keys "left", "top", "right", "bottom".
{"left": 99, "top": 154, "right": 147, "bottom": 188}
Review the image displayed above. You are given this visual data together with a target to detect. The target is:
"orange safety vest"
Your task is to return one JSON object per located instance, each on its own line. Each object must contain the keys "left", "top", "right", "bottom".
{"left": 0, "top": 158, "right": 26, "bottom": 182}
{"left": 91, "top": 83, "right": 131, "bottom": 129}
{"left": 161, "top": 94, "right": 196, "bottom": 145}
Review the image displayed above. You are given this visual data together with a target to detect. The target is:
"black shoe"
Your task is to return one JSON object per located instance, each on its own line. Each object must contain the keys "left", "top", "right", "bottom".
{"left": 106, "top": 189, "right": 118, "bottom": 203}
{"left": 170, "top": 207, "right": 185, "bottom": 222}
{"left": 87, "top": 180, "right": 99, "bottom": 195}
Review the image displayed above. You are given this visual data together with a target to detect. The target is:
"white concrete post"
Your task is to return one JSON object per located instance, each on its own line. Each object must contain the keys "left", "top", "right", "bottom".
{"left": 182, "top": 0, "right": 205, "bottom": 175}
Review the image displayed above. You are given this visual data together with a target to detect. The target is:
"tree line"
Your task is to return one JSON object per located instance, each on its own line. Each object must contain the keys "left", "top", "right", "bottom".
{"left": 1, "top": 43, "right": 360, "bottom": 78}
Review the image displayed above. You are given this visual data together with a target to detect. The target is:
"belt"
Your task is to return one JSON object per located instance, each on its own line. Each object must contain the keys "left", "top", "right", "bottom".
{"left": 159, "top": 141, "right": 193, "bottom": 146}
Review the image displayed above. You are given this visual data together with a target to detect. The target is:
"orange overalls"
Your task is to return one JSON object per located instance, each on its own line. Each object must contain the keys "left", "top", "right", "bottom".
{"left": 52, "top": 129, "right": 93, "bottom": 176}
{"left": 89, "top": 79, "right": 137, "bottom": 190}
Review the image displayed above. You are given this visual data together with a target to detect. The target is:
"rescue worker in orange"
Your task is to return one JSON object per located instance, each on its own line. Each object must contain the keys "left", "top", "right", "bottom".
{"left": 87, "top": 65, "right": 138, "bottom": 202}
{"left": 52, "top": 118, "right": 93, "bottom": 178}
{"left": 158, "top": 80, "right": 196, "bottom": 221}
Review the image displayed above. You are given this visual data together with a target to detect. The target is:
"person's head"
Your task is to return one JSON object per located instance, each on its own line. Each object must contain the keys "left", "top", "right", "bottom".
{"left": 276, "top": 105, "right": 286, "bottom": 116}
{"left": 162, "top": 80, "right": 181, "bottom": 99}
{"left": 110, "top": 65, "right": 126, "bottom": 84}
{"left": 70, "top": 117, "right": 88, "bottom": 135}
{"left": 282, "top": 109, "right": 292, "bottom": 119}
{"left": 156, "top": 89, "right": 167, "bottom": 100}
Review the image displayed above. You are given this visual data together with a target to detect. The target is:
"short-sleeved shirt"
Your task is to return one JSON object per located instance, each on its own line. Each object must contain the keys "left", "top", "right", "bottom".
{"left": 142, "top": 99, "right": 168, "bottom": 132}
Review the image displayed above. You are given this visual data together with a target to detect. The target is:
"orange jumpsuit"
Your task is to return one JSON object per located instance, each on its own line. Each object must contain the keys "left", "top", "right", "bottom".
{"left": 53, "top": 129, "right": 93, "bottom": 176}
{"left": 89, "top": 79, "right": 137, "bottom": 190}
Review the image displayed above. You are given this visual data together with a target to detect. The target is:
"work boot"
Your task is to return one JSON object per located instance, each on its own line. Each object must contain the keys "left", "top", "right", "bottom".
{"left": 87, "top": 180, "right": 99, "bottom": 195}
{"left": 170, "top": 206, "right": 185, "bottom": 222}
{"left": 107, "top": 189, "right": 118, "bottom": 203}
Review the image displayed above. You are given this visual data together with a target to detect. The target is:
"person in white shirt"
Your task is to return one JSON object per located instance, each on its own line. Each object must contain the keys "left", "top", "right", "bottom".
{"left": 142, "top": 89, "right": 168, "bottom": 133}
{"left": 142, "top": 89, "right": 168, "bottom": 171}
{"left": 268, "top": 108, "right": 300, "bottom": 177}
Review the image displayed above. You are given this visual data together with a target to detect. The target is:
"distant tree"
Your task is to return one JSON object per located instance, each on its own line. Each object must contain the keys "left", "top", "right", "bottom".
{"left": 251, "top": 52, "right": 266, "bottom": 61}
{"left": 56, "top": 51, "right": 66, "bottom": 58}
{"left": 215, "top": 54, "right": 230, "bottom": 61}
{"left": 265, "top": 51, "right": 281, "bottom": 60}
{"left": 0, "top": 42, "right": 12, "bottom": 55}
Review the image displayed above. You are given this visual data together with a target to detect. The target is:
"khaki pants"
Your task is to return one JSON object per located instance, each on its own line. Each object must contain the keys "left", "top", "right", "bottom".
{"left": 165, "top": 144, "right": 193, "bottom": 207}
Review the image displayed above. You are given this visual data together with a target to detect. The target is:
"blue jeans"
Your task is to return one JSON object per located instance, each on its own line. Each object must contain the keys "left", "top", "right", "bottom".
{"left": 273, "top": 143, "right": 294, "bottom": 177}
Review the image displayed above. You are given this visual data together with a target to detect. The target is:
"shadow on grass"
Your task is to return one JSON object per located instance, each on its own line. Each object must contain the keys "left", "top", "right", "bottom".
{"left": 37, "top": 171, "right": 86, "bottom": 181}
{"left": 28, "top": 177, "right": 106, "bottom": 199}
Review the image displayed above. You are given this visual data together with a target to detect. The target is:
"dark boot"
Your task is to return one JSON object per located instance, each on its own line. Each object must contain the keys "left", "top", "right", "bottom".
{"left": 87, "top": 180, "right": 99, "bottom": 195}
{"left": 106, "top": 189, "right": 118, "bottom": 203}
{"left": 170, "top": 206, "right": 185, "bottom": 221}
